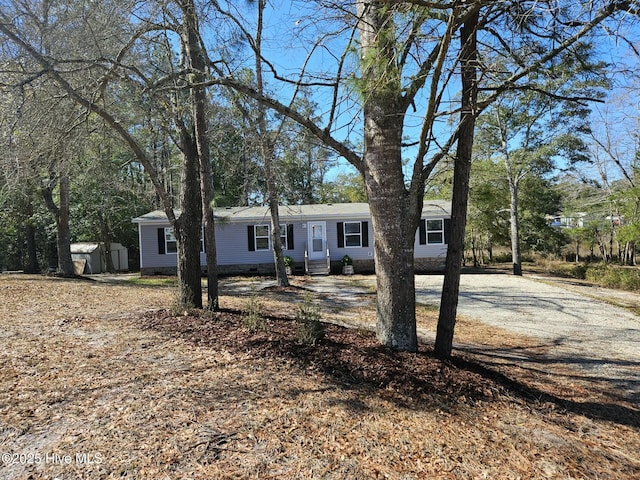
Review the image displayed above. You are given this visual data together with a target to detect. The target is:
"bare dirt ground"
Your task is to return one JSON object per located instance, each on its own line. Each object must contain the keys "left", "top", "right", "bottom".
{"left": 0, "top": 273, "right": 639, "bottom": 479}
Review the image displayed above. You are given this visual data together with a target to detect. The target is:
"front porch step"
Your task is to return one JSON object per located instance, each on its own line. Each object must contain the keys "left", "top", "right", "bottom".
{"left": 306, "top": 259, "right": 330, "bottom": 275}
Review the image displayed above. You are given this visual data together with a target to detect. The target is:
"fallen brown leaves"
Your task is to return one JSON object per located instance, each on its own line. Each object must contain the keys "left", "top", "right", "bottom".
{"left": 0, "top": 274, "right": 638, "bottom": 479}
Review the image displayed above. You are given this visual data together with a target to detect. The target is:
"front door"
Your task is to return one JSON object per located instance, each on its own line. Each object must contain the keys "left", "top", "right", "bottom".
{"left": 307, "top": 221, "right": 326, "bottom": 260}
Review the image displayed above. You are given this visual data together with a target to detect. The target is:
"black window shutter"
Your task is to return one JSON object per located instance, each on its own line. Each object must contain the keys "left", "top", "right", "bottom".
{"left": 361, "top": 221, "right": 369, "bottom": 247}
{"left": 247, "top": 225, "right": 255, "bottom": 251}
{"left": 419, "top": 220, "right": 426, "bottom": 245}
{"left": 337, "top": 222, "right": 344, "bottom": 248}
{"left": 287, "top": 224, "right": 294, "bottom": 250}
{"left": 444, "top": 218, "right": 451, "bottom": 244}
{"left": 158, "top": 228, "right": 166, "bottom": 254}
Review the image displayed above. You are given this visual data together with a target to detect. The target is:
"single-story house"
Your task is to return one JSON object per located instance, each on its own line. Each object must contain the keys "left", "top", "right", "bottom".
{"left": 548, "top": 212, "right": 586, "bottom": 229}
{"left": 70, "top": 242, "right": 129, "bottom": 274}
{"left": 132, "top": 201, "right": 451, "bottom": 276}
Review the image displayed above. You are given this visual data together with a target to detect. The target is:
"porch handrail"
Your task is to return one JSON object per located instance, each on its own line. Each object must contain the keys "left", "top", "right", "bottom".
{"left": 326, "top": 247, "right": 330, "bottom": 272}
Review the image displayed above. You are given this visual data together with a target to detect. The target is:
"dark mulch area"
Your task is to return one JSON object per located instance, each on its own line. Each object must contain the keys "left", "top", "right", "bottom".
{"left": 137, "top": 309, "right": 506, "bottom": 410}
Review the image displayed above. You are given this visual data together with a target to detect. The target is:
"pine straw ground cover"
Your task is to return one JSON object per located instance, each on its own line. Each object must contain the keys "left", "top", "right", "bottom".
{"left": 0, "top": 275, "right": 638, "bottom": 479}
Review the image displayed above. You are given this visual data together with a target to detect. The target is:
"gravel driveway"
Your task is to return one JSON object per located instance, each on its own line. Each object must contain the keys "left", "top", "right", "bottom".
{"left": 414, "top": 273, "right": 640, "bottom": 404}
{"left": 307, "top": 272, "right": 640, "bottom": 405}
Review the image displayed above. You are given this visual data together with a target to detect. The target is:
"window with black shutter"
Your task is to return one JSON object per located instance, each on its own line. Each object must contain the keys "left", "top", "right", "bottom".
{"left": 338, "top": 221, "right": 369, "bottom": 247}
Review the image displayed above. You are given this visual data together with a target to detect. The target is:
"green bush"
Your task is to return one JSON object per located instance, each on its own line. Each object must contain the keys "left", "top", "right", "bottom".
{"left": 547, "top": 262, "right": 587, "bottom": 279}
{"left": 540, "top": 260, "right": 640, "bottom": 291}
{"left": 585, "top": 264, "right": 640, "bottom": 291}
{"left": 569, "top": 264, "right": 588, "bottom": 279}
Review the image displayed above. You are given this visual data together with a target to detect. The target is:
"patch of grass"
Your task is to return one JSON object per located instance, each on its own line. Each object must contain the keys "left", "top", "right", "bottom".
{"left": 343, "top": 275, "right": 377, "bottom": 294}
{"left": 295, "top": 292, "right": 325, "bottom": 345}
{"left": 242, "top": 289, "right": 265, "bottom": 332}
{"left": 128, "top": 276, "right": 177, "bottom": 287}
{"left": 416, "top": 302, "right": 439, "bottom": 313}
{"left": 533, "top": 259, "right": 640, "bottom": 291}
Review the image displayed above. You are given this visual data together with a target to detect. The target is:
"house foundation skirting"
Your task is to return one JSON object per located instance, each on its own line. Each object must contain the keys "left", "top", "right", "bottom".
{"left": 415, "top": 257, "right": 446, "bottom": 273}
{"left": 140, "top": 257, "right": 445, "bottom": 277}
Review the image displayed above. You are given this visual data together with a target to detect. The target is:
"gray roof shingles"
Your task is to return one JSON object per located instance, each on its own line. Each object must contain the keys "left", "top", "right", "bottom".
{"left": 132, "top": 201, "right": 450, "bottom": 224}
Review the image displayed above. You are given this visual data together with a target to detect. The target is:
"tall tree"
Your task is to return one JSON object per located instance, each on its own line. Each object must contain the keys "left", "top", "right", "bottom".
{"left": 179, "top": 0, "right": 219, "bottom": 308}
{"left": 253, "top": 0, "right": 289, "bottom": 287}
{"left": 435, "top": 6, "right": 479, "bottom": 358}
{"left": 0, "top": 0, "right": 223, "bottom": 307}
{"left": 209, "top": 1, "right": 633, "bottom": 354}
{"left": 474, "top": 43, "right": 603, "bottom": 275}
{"left": 0, "top": 75, "right": 84, "bottom": 276}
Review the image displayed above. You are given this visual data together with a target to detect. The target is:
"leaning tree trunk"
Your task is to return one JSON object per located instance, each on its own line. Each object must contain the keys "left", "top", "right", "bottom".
{"left": 268, "top": 197, "right": 289, "bottom": 286}
{"left": 265, "top": 154, "right": 289, "bottom": 287}
{"left": 435, "top": 10, "right": 479, "bottom": 359}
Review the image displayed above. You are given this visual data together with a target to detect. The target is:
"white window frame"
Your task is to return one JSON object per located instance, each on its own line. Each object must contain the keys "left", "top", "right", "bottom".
{"left": 253, "top": 224, "right": 288, "bottom": 251}
{"left": 279, "top": 224, "right": 288, "bottom": 250}
{"left": 164, "top": 227, "right": 177, "bottom": 254}
{"left": 426, "top": 219, "right": 444, "bottom": 244}
{"left": 254, "top": 224, "right": 270, "bottom": 251}
{"left": 344, "top": 221, "right": 362, "bottom": 248}
{"left": 164, "top": 227, "right": 204, "bottom": 253}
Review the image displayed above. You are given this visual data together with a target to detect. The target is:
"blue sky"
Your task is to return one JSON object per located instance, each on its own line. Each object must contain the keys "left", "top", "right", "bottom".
{"left": 212, "top": 0, "right": 640, "bottom": 185}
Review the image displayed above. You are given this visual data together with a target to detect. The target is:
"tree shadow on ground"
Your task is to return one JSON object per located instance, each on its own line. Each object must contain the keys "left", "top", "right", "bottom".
{"left": 450, "top": 347, "right": 639, "bottom": 427}
{"left": 136, "top": 308, "right": 639, "bottom": 429}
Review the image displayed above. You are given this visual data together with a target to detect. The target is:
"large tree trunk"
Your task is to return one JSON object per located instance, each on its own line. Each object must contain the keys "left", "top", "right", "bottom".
{"left": 175, "top": 125, "right": 203, "bottom": 309}
{"left": 367, "top": 191, "right": 419, "bottom": 351}
{"left": 356, "top": 1, "right": 421, "bottom": 352}
{"left": 42, "top": 174, "right": 74, "bottom": 276}
{"left": 435, "top": 10, "right": 479, "bottom": 358}
{"left": 24, "top": 203, "right": 40, "bottom": 273}
{"left": 359, "top": 90, "right": 420, "bottom": 351}
{"left": 181, "top": 0, "right": 219, "bottom": 310}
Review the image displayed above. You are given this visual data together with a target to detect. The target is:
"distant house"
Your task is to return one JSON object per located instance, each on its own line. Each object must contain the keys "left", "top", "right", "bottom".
{"left": 70, "top": 242, "right": 129, "bottom": 274}
{"left": 548, "top": 213, "right": 586, "bottom": 229}
{"left": 132, "top": 201, "right": 451, "bottom": 276}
